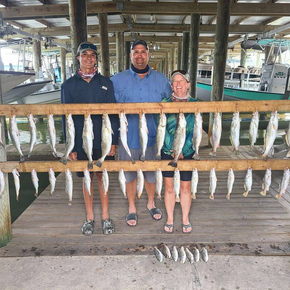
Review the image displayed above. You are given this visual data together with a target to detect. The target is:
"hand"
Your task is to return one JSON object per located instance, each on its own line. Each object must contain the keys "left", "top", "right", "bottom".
{"left": 69, "top": 152, "right": 77, "bottom": 161}
{"left": 108, "top": 145, "right": 116, "bottom": 156}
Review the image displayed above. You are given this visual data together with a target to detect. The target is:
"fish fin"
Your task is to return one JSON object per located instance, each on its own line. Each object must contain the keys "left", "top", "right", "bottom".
{"left": 275, "top": 193, "right": 282, "bottom": 199}
{"left": 168, "top": 160, "right": 177, "bottom": 167}
{"left": 260, "top": 190, "right": 266, "bottom": 196}
{"left": 94, "top": 158, "right": 103, "bottom": 168}
{"left": 209, "top": 194, "right": 214, "bottom": 200}
{"left": 140, "top": 155, "right": 145, "bottom": 162}
{"left": 242, "top": 191, "right": 248, "bottom": 197}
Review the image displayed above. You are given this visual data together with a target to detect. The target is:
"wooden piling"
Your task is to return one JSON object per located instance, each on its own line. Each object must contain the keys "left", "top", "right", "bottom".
{"left": 124, "top": 41, "right": 131, "bottom": 70}
{"left": 177, "top": 41, "right": 182, "bottom": 70}
{"left": 116, "top": 32, "right": 124, "bottom": 73}
{"left": 182, "top": 31, "right": 190, "bottom": 72}
{"left": 33, "top": 40, "right": 41, "bottom": 78}
{"left": 99, "top": 13, "right": 110, "bottom": 78}
{"left": 60, "top": 47, "right": 67, "bottom": 83}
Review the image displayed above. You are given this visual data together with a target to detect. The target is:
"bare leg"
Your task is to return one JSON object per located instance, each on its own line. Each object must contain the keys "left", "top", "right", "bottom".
{"left": 180, "top": 180, "right": 192, "bottom": 233}
{"left": 83, "top": 172, "right": 94, "bottom": 221}
{"left": 95, "top": 172, "right": 109, "bottom": 220}
{"left": 126, "top": 179, "right": 137, "bottom": 226}
{"left": 164, "top": 177, "right": 175, "bottom": 233}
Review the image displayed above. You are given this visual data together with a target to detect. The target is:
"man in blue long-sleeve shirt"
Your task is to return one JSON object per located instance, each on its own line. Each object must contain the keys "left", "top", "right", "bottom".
{"left": 61, "top": 42, "right": 118, "bottom": 236}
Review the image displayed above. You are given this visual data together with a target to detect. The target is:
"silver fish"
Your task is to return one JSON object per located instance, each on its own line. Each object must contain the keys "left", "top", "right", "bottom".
{"left": 65, "top": 168, "right": 73, "bottom": 205}
{"left": 210, "top": 112, "right": 222, "bottom": 157}
{"left": 209, "top": 168, "right": 217, "bottom": 200}
{"left": 12, "top": 168, "right": 20, "bottom": 201}
{"left": 243, "top": 167, "right": 252, "bottom": 197}
{"left": 156, "top": 112, "right": 167, "bottom": 160}
{"left": 83, "top": 169, "right": 91, "bottom": 196}
{"left": 185, "top": 247, "right": 194, "bottom": 264}
{"left": 284, "top": 123, "right": 290, "bottom": 158}
{"left": 174, "top": 168, "right": 180, "bottom": 202}
{"left": 262, "top": 111, "right": 278, "bottom": 159}
{"left": 82, "top": 114, "right": 94, "bottom": 169}
{"left": 201, "top": 247, "right": 209, "bottom": 263}
{"left": 154, "top": 246, "right": 164, "bottom": 263}
{"left": 193, "top": 112, "right": 203, "bottom": 160}
{"left": 139, "top": 113, "right": 148, "bottom": 162}
{"left": 118, "top": 169, "right": 127, "bottom": 198}
{"left": 136, "top": 168, "right": 144, "bottom": 199}
{"left": 249, "top": 111, "right": 259, "bottom": 148}
{"left": 191, "top": 167, "right": 198, "bottom": 199}
{"left": 226, "top": 168, "right": 235, "bottom": 200}
{"left": 155, "top": 168, "right": 163, "bottom": 200}
{"left": 48, "top": 168, "right": 56, "bottom": 195}
{"left": 193, "top": 247, "right": 200, "bottom": 262}
{"left": 119, "top": 112, "right": 135, "bottom": 164}
{"left": 61, "top": 114, "right": 75, "bottom": 165}
{"left": 260, "top": 168, "right": 271, "bottom": 196}
{"left": 169, "top": 113, "right": 186, "bottom": 167}
{"left": 9, "top": 115, "right": 25, "bottom": 162}
{"left": 47, "top": 114, "right": 57, "bottom": 158}
{"left": 28, "top": 113, "right": 37, "bottom": 158}
{"left": 276, "top": 167, "right": 290, "bottom": 199}
{"left": 95, "top": 112, "right": 112, "bottom": 167}
{"left": 230, "top": 111, "right": 240, "bottom": 154}
{"left": 161, "top": 244, "right": 171, "bottom": 259}
{"left": 172, "top": 246, "right": 179, "bottom": 262}
{"left": 179, "top": 246, "right": 186, "bottom": 264}
{"left": 0, "top": 169, "right": 5, "bottom": 197}
{"left": 102, "top": 168, "right": 109, "bottom": 196}
{"left": 0, "top": 122, "right": 4, "bottom": 147}
{"left": 31, "top": 169, "right": 39, "bottom": 197}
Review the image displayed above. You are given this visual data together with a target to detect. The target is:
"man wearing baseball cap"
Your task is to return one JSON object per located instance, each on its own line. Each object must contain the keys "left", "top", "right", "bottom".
{"left": 61, "top": 41, "right": 119, "bottom": 236}
{"left": 111, "top": 39, "right": 172, "bottom": 227}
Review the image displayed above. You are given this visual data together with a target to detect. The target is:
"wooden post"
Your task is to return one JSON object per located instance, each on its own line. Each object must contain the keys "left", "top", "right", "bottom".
{"left": 240, "top": 49, "right": 247, "bottom": 68}
{"left": 189, "top": 14, "right": 200, "bottom": 98}
{"left": 170, "top": 47, "right": 174, "bottom": 76}
{"left": 99, "top": 13, "right": 110, "bottom": 78}
{"left": 209, "top": 0, "right": 231, "bottom": 145}
{"left": 125, "top": 41, "right": 131, "bottom": 70}
{"left": 182, "top": 31, "right": 190, "bottom": 72}
{"left": 177, "top": 41, "right": 182, "bottom": 70}
{"left": 164, "top": 52, "right": 169, "bottom": 79}
{"left": 116, "top": 32, "right": 124, "bottom": 73}
{"left": 33, "top": 39, "right": 42, "bottom": 78}
{"left": 60, "top": 47, "right": 67, "bottom": 83}
{"left": 68, "top": 0, "right": 87, "bottom": 72}
{"left": 0, "top": 54, "right": 12, "bottom": 247}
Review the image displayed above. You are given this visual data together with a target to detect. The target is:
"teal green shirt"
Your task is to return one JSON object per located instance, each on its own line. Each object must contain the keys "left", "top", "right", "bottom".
{"left": 162, "top": 96, "right": 197, "bottom": 156}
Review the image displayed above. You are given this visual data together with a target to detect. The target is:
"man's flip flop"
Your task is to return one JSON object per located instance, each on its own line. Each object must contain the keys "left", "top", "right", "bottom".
{"left": 148, "top": 207, "right": 162, "bottom": 221}
{"left": 126, "top": 213, "right": 138, "bottom": 226}
{"left": 164, "top": 223, "right": 174, "bottom": 234}
{"left": 182, "top": 223, "right": 192, "bottom": 234}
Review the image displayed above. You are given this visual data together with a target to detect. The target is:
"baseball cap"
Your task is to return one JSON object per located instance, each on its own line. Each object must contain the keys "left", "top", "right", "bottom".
{"left": 171, "top": 70, "right": 190, "bottom": 83}
{"left": 77, "top": 42, "right": 98, "bottom": 55}
{"left": 131, "top": 39, "right": 149, "bottom": 50}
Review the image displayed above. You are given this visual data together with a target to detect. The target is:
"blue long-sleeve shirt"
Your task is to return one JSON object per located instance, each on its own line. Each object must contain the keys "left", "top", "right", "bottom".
{"left": 61, "top": 72, "right": 119, "bottom": 155}
{"left": 111, "top": 67, "right": 172, "bottom": 149}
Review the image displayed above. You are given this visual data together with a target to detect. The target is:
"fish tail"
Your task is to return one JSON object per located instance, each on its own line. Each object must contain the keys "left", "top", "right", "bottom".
{"left": 52, "top": 151, "right": 58, "bottom": 158}
{"left": 156, "top": 154, "right": 161, "bottom": 160}
{"left": 209, "top": 151, "right": 216, "bottom": 157}
{"left": 140, "top": 155, "right": 145, "bottom": 162}
{"left": 20, "top": 155, "right": 26, "bottom": 163}
{"left": 193, "top": 152, "right": 200, "bottom": 160}
{"left": 243, "top": 191, "right": 248, "bottom": 197}
{"left": 16, "top": 195, "right": 19, "bottom": 201}
{"left": 60, "top": 156, "right": 67, "bottom": 165}
{"left": 34, "top": 192, "right": 38, "bottom": 197}
{"left": 233, "top": 149, "right": 239, "bottom": 155}
{"left": 191, "top": 193, "right": 196, "bottom": 200}
{"left": 209, "top": 194, "right": 214, "bottom": 200}
{"left": 28, "top": 151, "right": 32, "bottom": 158}
{"left": 286, "top": 151, "right": 290, "bottom": 158}
{"left": 68, "top": 201, "right": 72, "bottom": 206}
{"left": 275, "top": 193, "right": 282, "bottom": 199}
{"left": 88, "top": 161, "right": 93, "bottom": 169}
{"left": 94, "top": 158, "right": 103, "bottom": 168}
{"left": 131, "top": 157, "right": 136, "bottom": 164}
{"left": 260, "top": 190, "right": 266, "bottom": 196}
{"left": 175, "top": 196, "right": 180, "bottom": 203}
{"left": 226, "top": 193, "right": 230, "bottom": 200}
{"left": 156, "top": 194, "right": 162, "bottom": 201}
{"left": 168, "top": 160, "right": 177, "bottom": 167}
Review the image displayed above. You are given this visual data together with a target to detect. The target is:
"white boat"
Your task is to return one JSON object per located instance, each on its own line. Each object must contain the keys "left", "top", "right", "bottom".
{"left": 21, "top": 89, "right": 61, "bottom": 104}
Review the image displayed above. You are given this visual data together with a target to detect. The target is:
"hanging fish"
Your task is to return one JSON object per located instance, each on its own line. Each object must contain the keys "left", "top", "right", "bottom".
{"left": 95, "top": 112, "right": 113, "bottom": 167}
{"left": 12, "top": 168, "right": 20, "bottom": 201}
{"left": 28, "top": 114, "right": 37, "bottom": 158}
{"left": 48, "top": 168, "right": 56, "bottom": 195}
{"left": 139, "top": 113, "right": 148, "bottom": 162}
{"left": 230, "top": 111, "right": 240, "bottom": 154}
{"left": 191, "top": 167, "right": 198, "bottom": 199}
{"left": 60, "top": 114, "right": 75, "bottom": 165}
{"left": 169, "top": 113, "right": 186, "bottom": 167}
{"left": 102, "top": 168, "right": 109, "bottom": 196}
{"left": 209, "top": 168, "right": 217, "bottom": 200}
{"left": 136, "top": 168, "right": 144, "bottom": 199}
{"left": 249, "top": 111, "right": 259, "bottom": 148}
{"left": 276, "top": 167, "right": 290, "bottom": 199}
{"left": 82, "top": 114, "right": 94, "bottom": 169}
{"left": 155, "top": 168, "right": 163, "bottom": 200}
{"left": 185, "top": 247, "right": 194, "bottom": 264}
{"left": 0, "top": 122, "right": 5, "bottom": 147}
{"left": 160, "top": 244, "right": 171, "bottom": 259}
{"left": 193, "top": 247, "right": 200, "bottom": 262}
{"left": 179, "top": 246, "right": 186, "bottom": 264}
{"left": 226, "top": 168, "right": 235, "bottom": 200}
{"left": 262, "top": 111, "right": 278, "bottom": 159}
{"left": 201, "top": 247, "right": 209, "bottom": 263}
{"left": 243, "top": 167, "right": 253, "bottom": 197}
{"left": 154, "top": 246, "right": 164, "bottom": 263}
{"left": 260, "top": 168, "right": 271, "bottom": 196}
{"left": 47, "top": 114, "right": 57, "bottom": 158}
{"left": 283, "top": 122, "right": 290, "bottom": 158}
{"left": 210, "top": 112, "right": 222, "bottom": 157}
{"left": 119, "top": 112, "right": 135, "bottom": 164}
{"left": 118, "top": 169, "right": 127, "bottom": 198}
{"left": 172, "top": 246, "right": 179, "bottom": 262}
{"left": 193, "top": 112, "right": 203, "bottom": 160}
{"left": 156, "top": 112, "right": 167, "bottom": 160}
{"left": 31, "top": 169, "right": 39, "bottom": 197}
{"left": 0, "top": 169, "right": 5, "bottom": 197}
{"left": 65, "top": 168, "right": 73, "bottom": 205}
{"left": 9, "top": 115, "right": 25, "bottom": 162}
{"left": 174, "top": 168, "right": 180, "bottom": 202}
{"left": 83, "top": 169, "right": 91, "bottom": 196}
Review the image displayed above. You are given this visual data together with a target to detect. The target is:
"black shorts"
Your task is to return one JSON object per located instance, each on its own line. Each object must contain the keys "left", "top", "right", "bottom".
{"left": 161, "top": 150, "right": 194, "bottom": 181}
{"left": 76, "top": 149, "right": 114, "bottom": 177}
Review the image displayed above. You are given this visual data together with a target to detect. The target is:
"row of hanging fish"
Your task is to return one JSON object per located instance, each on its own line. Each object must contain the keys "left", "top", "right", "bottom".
{"left": 117, "top": 167, "right": 290, "bottom": 201}
{"left": 154, "top": 244, "right": 209, "bottom": 264}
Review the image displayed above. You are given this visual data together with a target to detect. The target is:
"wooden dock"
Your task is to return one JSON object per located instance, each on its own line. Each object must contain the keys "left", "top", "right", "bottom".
{"left": 0, "top": 135, "right": 290, "bottom": 257}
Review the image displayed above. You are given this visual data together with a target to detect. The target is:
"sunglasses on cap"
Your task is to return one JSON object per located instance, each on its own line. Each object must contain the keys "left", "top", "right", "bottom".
{"left": 79, "top": 43, "right": 97, "bottom": 51}
{"left": 171, "top": 70, "right": 187, "bottom": 76}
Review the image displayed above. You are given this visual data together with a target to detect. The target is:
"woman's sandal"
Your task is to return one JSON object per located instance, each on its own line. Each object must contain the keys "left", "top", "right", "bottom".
{"left": 182, "top": 223, "right": 192, "bottom": 234}
{"left": 164, "top": 223, "right": 174, "bottom": 234}
{"left": 81, "top": 220, "right": 95, "bottom": 236}
{"left": 102, "top": 218, "right": 115, "bottom": 235}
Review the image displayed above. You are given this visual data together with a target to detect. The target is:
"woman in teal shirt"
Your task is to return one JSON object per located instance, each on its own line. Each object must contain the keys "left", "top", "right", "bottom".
{"left": 162, "top": 70, "right": 197, "bottom": 234}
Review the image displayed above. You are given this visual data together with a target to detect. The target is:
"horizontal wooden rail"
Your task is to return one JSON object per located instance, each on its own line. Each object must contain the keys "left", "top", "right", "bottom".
{"left": 0, "top": 100, "right": 289, "bottom": 116}
{"left": 0, "top": 159, "right": 288, "bottom": 173}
